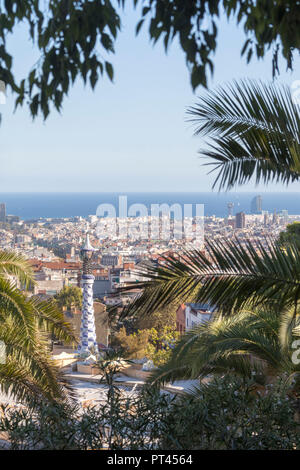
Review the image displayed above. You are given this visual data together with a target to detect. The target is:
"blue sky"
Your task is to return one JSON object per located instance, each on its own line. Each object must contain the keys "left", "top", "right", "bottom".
{"left": 1, "top": 5, "right": 300, "bottom": 193}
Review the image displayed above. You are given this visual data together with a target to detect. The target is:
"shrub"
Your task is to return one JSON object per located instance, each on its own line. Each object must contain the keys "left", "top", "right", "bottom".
{"left": 0, "top": 375, "right": 299, "bottom": 450}
{"left": 113, "top": 327, "right": 151, "bottom": 360}
{"left": 161, "top": 375, "right": 300, "bottom": 450}
{"left": 113, "top": 326, "right": 179, "bottom": 365}
{"left": 146, "top": 327, "right": 180, "bottom": 367}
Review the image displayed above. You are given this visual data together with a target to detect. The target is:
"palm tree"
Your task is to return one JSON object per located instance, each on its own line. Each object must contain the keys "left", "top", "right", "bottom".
{"left": 147, "top": 307, "right": 300, "bottom": 391}
{"left": 119, "top": 80, "right": 300, "bottom": 386}
{"left": 54, "top": 285, "right": 82, "bottom": 311}
{"left": 0, "top": 251, "right": 76, "bottom": 404}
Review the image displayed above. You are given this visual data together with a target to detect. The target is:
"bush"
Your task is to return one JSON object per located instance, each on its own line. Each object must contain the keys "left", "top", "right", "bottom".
{"left": 0, "top": 389, "right": 173, "bottom": 450}
{"left": 145, "top": 327, "right": 180, "bottom": 366}
{"left": 113, "top": 327, "right": 151, "bottom": 360}
{"left": 161, "top": 375, "right": 300, "bottom": 450}
{"left": 113, "top": 326, "right": 179, "bottom": 365}
{"left": 0, "top": 375, "right": 299, "bottom": 450}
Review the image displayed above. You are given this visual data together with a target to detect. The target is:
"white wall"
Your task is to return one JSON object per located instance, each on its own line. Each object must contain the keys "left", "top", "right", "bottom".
{"left": 185, "top": 306, "right": 212, "bottom": 330}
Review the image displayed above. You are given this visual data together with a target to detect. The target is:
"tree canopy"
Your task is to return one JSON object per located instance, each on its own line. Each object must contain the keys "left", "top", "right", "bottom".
{"left": 134, "top": 302, "right": 176, "bottom": 333}
{"left": 279, "top": 222, "right": 300, "bottom": 249}
{"left": 54, "top": 285, "right": 82, "bottom": 311}
{"left": 0, "top": 0, "right": 299, "bottom": 119}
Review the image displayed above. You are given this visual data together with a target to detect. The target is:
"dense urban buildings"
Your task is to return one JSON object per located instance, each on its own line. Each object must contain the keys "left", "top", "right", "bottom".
{"left": 0, "top": 205, "right": 298, "bottom": 338}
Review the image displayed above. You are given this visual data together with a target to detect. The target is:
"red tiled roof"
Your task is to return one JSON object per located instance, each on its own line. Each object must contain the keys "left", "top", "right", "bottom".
{"left": 27, "top": 259, "right": 43, "bottom": 271}
{"left": 28, "top": 259, "right": 81, "bottom": 271}
{"left": 43, "top": 261, "right": 81, "bottom": 270}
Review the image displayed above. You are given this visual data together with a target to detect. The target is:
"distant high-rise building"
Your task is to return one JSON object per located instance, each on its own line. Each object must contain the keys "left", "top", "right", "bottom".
{"left": 236, "top": 212, "right": 246, "bottom": 229}
{"left": 272, "top": 209, "right": 278, "bottom": 225}
{"left": 227, "top": 202, "right": 234, "bottom": 217}
{"left": 0, "top": 203, "right": 6, "bottom": 222}
{"left": 251, "top": 195, "right": 262, "bottom": 214}
{"left": 262, "top": 210, "right": 269, "bottom": 227}
{"left": 281, "top": 210, "right": 288, "bottom": 224}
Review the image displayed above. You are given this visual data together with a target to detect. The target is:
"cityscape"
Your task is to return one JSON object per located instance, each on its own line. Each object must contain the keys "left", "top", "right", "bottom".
{"left": 0, "top": 195, "right": 298, "bottom": 337}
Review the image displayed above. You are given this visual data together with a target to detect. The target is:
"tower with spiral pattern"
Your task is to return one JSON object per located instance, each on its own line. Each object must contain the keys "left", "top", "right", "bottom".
{"left": 78, "top": 233, "right": 99, "bottom": 356}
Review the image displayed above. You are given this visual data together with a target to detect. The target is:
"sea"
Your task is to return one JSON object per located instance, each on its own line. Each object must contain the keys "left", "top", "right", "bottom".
{"left": 0, "top": 192, "right": 299, "bottom": 220}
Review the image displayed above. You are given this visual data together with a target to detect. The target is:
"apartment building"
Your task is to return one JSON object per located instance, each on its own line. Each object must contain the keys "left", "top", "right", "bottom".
{"left": 176, "top": 303, "right": 215, "bottom": 333}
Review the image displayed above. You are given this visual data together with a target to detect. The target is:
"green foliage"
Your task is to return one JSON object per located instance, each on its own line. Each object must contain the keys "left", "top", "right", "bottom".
{"left": 113, "top": 325, "right": 179, "bottom": 365}
{"left": 0, "top": 388, "right": 169, "bottom": 449}
{"left": 0, "top": 2, "right": 299, "bottom": 118}
{"left": 188, "top": 79, "right": 300, "bottom": 191}
{"left": 148, "top": 307, "right": 300, "bottom": 388}
{"left": 279, "top": 222, "right": 300, "bottom": 250}
{"left": 146, "top": 326, "right": 180, "bottom": 366}
{"left": 161, "top": 375, "right": 300, "bottom": 450}
{"left": 122, "top": 238, "right": 300, "bottom": 318}
{"left": 113, "top": 326, "right": 151, "bottom": 359}
{"left": 1, "top": 0, "right": 121, "bottom": 119}
{"left": 54, "top": 285, "right": 82, "bottom": 311}
{"left": 1, "top": 375, "right": 299, "bottom": 450}
{"left": 113, "top": 302, "right": 178, "bottom": 365}
{"left": 134, "top": 303, "right": 176, "bottom": 333}
{"left": 0, "top": 250, "right": 76, "bottom": 403}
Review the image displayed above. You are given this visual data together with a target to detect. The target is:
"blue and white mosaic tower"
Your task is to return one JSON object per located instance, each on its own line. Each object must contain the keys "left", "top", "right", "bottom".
{"left": 78, "top": 233, "right": 99, "bottom": 356}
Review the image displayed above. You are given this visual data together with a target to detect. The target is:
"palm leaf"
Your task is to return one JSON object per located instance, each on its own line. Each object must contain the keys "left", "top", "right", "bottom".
{"left": 147, "top": 309, "right": 300, "bottom": 386}
{"left": 188, "top": 79, "right": 300, "bottom": 190}
{"left": 29, "top": 297, "right": 77, "bottom": 345}
{"left": 120, "top": 237, "right": 300, "bottom": 318}
{"left": 0, "top": 251, "right": 35, "bottom": 288}
{"left": 0, "top": 252, "right": 76, "bottom": 403}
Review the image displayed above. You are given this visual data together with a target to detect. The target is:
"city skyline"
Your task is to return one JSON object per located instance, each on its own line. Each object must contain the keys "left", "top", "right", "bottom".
{"left": 0, "top": 192, "right": 296, "bottom": 220}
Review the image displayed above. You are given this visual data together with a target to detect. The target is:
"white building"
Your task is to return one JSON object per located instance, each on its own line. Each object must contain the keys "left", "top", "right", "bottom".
{"left": 185, "top": 303, "right": 214, "bottom": 330}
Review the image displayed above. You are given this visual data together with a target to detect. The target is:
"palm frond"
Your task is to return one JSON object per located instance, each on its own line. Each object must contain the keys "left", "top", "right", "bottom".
{"left": 148, "top": 309, "right": 300, "bottom": 386}
{"left": 0, "top": 251, "right": 35, "bottom": 289}
{"left": 0, "top": 277, "right": 36, "bottom": 341}
{"left": 0, "top": 259, "right": 76, "bottom": 403}
{"left": 279, "top": 306, "right": 300, "bottom": 369}
{"left": 188, "top": 79, "right": 300, "bottom": 190}
{"left": 0, "top": 325, "right": 73, "bottom": 404}
{"left": 0, "top": 359, "right": 73, "bottom": 405}
{"left": 120, "top": 237, "right": 300, "bottom": 318}
{"left": 29, "top": 297, "right": 77, "bottom": 345}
